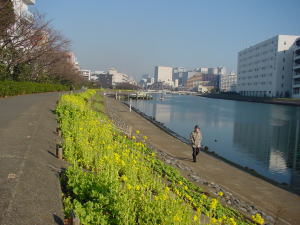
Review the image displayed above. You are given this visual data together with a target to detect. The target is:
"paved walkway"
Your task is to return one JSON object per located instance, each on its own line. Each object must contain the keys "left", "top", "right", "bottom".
{"left": 0, "top": 93, "right": 66, "bottom": 225}
{"left": 105, "top": 97, "right": 300, "bottom": 225}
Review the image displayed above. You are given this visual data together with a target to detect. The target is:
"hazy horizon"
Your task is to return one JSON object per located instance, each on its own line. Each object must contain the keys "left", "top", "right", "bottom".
{"left": 35, "top": 0, "right": 300, "bottom": 80}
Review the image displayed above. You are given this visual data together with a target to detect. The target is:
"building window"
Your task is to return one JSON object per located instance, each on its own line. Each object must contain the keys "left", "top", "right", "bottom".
{"left": 283, "top": 58, "right": 285, "bottom": 62}
{"left": 282, "top": 66, "right": 284, "bottom": 71}
{"left": 284, "top": 41, "right": 286, "bottom": 45}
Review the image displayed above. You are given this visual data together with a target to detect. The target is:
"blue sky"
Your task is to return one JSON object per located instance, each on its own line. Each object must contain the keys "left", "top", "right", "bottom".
{"left": 34, "top": 0, "right": 300, "bottom": 79}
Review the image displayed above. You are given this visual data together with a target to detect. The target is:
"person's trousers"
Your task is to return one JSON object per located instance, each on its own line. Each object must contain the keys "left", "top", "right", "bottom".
{"left": 192, "top": 147, "right": 200, "bottom": 162}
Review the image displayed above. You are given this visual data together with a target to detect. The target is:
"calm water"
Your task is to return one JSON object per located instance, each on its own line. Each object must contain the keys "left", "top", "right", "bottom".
{"left": 130, "top": 94, "right": 300, "bottom": 193}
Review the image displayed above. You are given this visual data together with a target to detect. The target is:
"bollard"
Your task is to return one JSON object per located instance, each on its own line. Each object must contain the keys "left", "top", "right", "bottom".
{"left": 56, "top": 127, "right": 61, "bottom": 137}
{"left": 71, "top": 210, "right": 80, "bottom": 225}
{"left": 56, "top": 144, "right": 63, "bottom": 160}
{"left": 129, "top": 126, "right": 132, "bottom": 137}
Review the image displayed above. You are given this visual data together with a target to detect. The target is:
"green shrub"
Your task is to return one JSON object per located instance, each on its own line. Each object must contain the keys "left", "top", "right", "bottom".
{"left": 0, "top": 81, "right": 69, "bottom": 97}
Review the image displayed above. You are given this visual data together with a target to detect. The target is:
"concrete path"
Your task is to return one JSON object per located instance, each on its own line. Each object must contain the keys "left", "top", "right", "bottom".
{"left": 0, "top": 93, "right": 66, "bottom": 225}
{"left": 105, "top": 97, "right": 300, "bottom": 225}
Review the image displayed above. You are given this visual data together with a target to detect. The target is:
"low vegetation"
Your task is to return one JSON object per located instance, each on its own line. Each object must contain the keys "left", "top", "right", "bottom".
{"left": 56, "top": 90, "right": 263, "bottom": 225}
{"left": 0, "top": 81, "right": 69, "bottom": 97}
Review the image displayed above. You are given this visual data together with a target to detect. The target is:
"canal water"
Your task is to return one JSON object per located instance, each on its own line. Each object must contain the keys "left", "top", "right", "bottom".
{"left": 129, "top": 94, "right": 300, "bottom": 193}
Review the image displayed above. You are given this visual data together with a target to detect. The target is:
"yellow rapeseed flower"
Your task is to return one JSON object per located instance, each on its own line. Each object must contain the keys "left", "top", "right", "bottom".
{"left": 193, "top": 215, "right": 198, "bottom": 221}
{"left": 210, "top": 198, "right": 218, "bottom": 210}
{"left": 136, "top": 130, "right": 140, "bottom": 134}
{"left": 173, "top": 215, "right": 181, "bottom": 222}
{"left": 135, "top": 185, "right": 141, "bottom": 191}
{"left": 251, "top": 213, "right": 265, "bottom": 225}
{"left": 184, "top": 185, "right": 188, "bottom": 190}
{"left": 211, "top": 218, "right": 218, "bottom": 224}
{"left": 218, "top": 191, "right": 224, "bottom": 197}
{"left": 179, "top": 181, "right": 183, "bottom": 185}
{"left": 143, "top": 136, "right": 148, "bottom": 140}
{"left": 120, "top": 175, "right": 128, "bottom": 182}
{"left": 132, "top": 136, "right": 136, "bottom": 140}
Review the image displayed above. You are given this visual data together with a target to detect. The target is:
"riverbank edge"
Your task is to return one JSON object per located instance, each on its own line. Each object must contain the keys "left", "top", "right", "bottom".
{"left": 122, "top": 101, "right": 299, "bottom": 196}
{"left": 198, "top": 94, "right": 300, "bottom": 107}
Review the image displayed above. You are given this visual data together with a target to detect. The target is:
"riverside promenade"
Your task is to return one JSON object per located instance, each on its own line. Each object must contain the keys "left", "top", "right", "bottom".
{"left": 104, "top": 96, "right": 300, "bottom": 225}
{"left": 0, "top": 93, "right": 65, "bottom": 225}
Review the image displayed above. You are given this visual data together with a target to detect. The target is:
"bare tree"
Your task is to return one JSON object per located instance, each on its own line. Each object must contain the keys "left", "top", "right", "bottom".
{"left": 0, "top": 0, "right": 85, "bottom": 86}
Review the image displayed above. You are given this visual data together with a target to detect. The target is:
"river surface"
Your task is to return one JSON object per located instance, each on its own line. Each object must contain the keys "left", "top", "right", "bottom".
{"left": 129, "top": 94, "right": 300, "bottom": 193}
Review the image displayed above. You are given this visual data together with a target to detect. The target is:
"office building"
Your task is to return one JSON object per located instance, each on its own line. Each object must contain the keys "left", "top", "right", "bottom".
{"left": 80, "top": 69, "right": 91, "bottom": 80}
{"left": 107, "top": 68, "right": 129, "bottom": 84}
{"left": 220, "top": 72, "right": 237, "bottom": 92}
{"left": 185, "top": 73, "right": 219, "bottom": 91}
{"left": 98, "top": 74, "right": 113, "bottom": 88}
{"left": 65, "top": 52, "right": 80, "bottom": 71}
{"left": 292, "top": 37, "right": 300, "bottom": 98}
{"left": 172, "top": 67, "right": 185, "bottom": 85}
{"left": 182, "top": 71, "right": 197, "bottom": 86}
{"left": 90, "top": 71, "right": 106, "bottom": 81}
{"left": 237, "top": 35, "right": 300, "bottom": 97}
{"left": 196, "top": 67, "right": 208, "bottom": 74}
{"left": 154, "top": 66, "right": 173, "bottom": 85}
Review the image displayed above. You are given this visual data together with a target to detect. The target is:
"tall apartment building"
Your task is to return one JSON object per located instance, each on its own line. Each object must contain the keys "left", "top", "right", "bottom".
{"left": 219, "top": 72, "right": 237, "bottom": 92}
{"left": 237, "top": 35, "right": 300, "bottom": 97}
{"left": 80, "top": 69, "right": 91, "bottom": 80}
{"left": 292, "top": 37, "right": 300, "bottom": 98}
{"left": 154, "top": 66, "right": 173, "bottom": 85}
{"left": 107, "top": 68, "right": 129, "bottom": 84}
{"left": 12, "top": 0, "right": 35, "bottom": 18}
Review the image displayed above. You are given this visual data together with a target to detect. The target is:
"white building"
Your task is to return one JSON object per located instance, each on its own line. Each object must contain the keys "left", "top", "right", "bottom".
{"left": 182, "top": 71, "right": 197, "bottom": 86}
{"left": 217, "top": 67, "right": 227, "bottom": 75}
{"left": 197, "top": 67, "right": 208, "bottom": 74}
{"left": 12, "top": 0, "right": 35, "bottom": 18}
{"left": 237, "top": 35, "right": 300, "bottom": 97}
{"left": 208, "top": 67, "right": 218, "bottom": 75}
{"left": 80, "top": 69, "right": 91, "bottom": 80}
{"left": 154, "top": 66, "right": 173, "bottom": 85}
{"left": 292, "top": 37, "right": 300, "bottom": 98}
{"left": 107, "top": 68, "right": 129, "bottom": 84}
{"left": 90, "top": 71, "right": 106, "bottom": 81}
{"left": 220, "top": 72, "right": 237, "bottom": 92}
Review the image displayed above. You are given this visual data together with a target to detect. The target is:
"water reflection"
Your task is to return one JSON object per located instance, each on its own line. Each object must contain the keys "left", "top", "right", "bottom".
{"left": 130, "top": 95, "right": 300, "bottom": 193}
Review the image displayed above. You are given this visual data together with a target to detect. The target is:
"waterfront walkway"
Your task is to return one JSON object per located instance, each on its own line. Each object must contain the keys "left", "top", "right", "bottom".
{"left": 0, "top": 93, "right": 65, "bottom": 225}
{"left": 105, "top": 96, "right": 300, "bottom": 225}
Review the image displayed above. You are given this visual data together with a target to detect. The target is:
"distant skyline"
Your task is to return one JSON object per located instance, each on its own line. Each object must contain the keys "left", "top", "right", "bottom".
{"left": 34, "top": 0, "right": 300, "bottom": 80}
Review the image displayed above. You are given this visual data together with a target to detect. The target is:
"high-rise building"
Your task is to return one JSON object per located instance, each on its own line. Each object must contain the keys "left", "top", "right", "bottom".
{"left": 237, "top": 35, "right": 300, "bottom": 97}
{"left": 208, "top": 68, "right": 218, "bottom": 75}
{"left": 154, "top": 66, "right": 173, "bottom": 85}
{"left": 292, "top": 37, "right": 300, "bottom": 98}
{"left": 107, "top": 68, "right": 129, "bottom": 84}
{"left": 182, "top": 71, "right": 197, "bottom": 86}
{"left": 197, "top": 67, "right": 208, "bottom": 74}
{"left": 80, "top": 69, "right": 91, "bottom": 80}
{"left": 219, "top": 72, "right": 237, "bottom": 92}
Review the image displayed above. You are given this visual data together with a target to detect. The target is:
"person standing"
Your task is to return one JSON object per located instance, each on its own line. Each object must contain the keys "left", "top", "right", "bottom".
{"left": 190, "top": 125, "right": 202, "bottom": 162}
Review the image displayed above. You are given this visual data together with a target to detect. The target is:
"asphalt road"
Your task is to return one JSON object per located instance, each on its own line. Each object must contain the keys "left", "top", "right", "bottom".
{"left": 0, "top": 93, "right": 66, "bottom": 225}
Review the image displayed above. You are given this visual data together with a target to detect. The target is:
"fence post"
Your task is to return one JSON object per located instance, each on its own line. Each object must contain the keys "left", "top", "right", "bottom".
{"left": 71, "top": 210, "right": 80, "bottom": 225}
{"left": 129, "top": 126, "right": 132, "bottom": 137}
{"left": 56, "top": 144, "right": 63, "bottom": 160}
